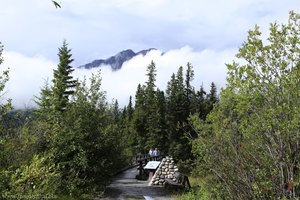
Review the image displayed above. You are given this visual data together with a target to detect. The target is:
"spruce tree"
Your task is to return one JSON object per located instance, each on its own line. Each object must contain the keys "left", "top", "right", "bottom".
{"left": 110, "top": 99, "right": 120, "bottom": 123}
{"left": 196, "top": 84, "right": 207, "bottom": 120}
{"left": 127, "top": 96, "right": 134, "bottom": 121}
{"left": 144, "top": 61, "right": 158, "bottom": 149}
{"left": 206, "top": 82, "right": 218, "bottom": 113}
{"left": 166, "top": 66, "right": 192, "bottom": 160}
{"left": 132, "top": 84, "right": 147, "bottom": 153}
{"left": 52, "top": 40, "right": 77, "bottom": 112}
{"left": 184, "top": 62, "right": 195, "bottom": 115}
{"left": 121, "top": 96, "right": 135, "bottom": 156}
{"left": 35, "top": 80, "right": 52, "bottom": 118}
{"left": 154, "top": 89, "right": 168, "bottom": 153}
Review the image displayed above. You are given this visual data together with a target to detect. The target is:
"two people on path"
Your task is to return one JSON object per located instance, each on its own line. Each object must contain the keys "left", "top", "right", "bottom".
{"left": 149, "top": 147, "right": 160, "bottom": 157}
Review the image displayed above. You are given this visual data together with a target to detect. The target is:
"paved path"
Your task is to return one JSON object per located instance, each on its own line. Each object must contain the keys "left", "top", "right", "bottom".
{"left": 97, "top": 167, "right": 174, "bottom": 200}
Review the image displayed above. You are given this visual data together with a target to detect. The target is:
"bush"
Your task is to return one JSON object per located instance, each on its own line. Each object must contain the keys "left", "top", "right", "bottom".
{"left": 175, "top": 177, "right": 218, "bottom": 200}
{"left": 3, "top": 155, "right": 61, "bottom": 199}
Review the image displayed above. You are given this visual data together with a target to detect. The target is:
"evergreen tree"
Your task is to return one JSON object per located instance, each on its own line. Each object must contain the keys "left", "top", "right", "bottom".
{"left": 144, "top": 61, "right": 159, "bottom": 149}
{"left": 52, "top": 40, "right": 77, "bottom": 112}
{"left": 132, "top": 84, "right": 147, "bottom": 153}
{"left": 184, "top": 62, "right": 195, "bottom": 115}
{"left": 127, "top": 96, "right": 134, "bottom": 121}
{"left": 166, "top": 66, "right": 186, "bottom": 124}
{"left": 35, "top": 80, "right": 52, "bottom": 118}
{"left": 166, "top": 66, "right": 192, "bottom": 161}
{"left": 153, "top": 89, "right": 168, "bottom": 153}
{"left": 206, "top": 82, "right": 218, "bottom": 113}
{"left": 120, "top": 96, "right": 135, "bottom": 156}
{"left": 196, "top": 84, "right": 207, "bottom": 120}
{"left": 110, "top": 99, "right": 120, "bottom": 123}
{"left": 166, "top": 73, "right": 177, "bottom": 128}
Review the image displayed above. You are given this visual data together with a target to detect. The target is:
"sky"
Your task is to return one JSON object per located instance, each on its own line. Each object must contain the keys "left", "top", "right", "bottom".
{"left": 0, "top": 0, "right": 299, "bottom": 108}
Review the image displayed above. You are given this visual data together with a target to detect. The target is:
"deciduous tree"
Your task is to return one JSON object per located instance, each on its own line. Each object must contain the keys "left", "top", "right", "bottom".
{"left": 192, "top": 11, "right": 300, "bottom": 199}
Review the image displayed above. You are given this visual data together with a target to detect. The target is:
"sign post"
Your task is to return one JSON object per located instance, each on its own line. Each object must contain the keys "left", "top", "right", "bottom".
{"left": 144, "top": 161, "right": 161, "bottom": 181}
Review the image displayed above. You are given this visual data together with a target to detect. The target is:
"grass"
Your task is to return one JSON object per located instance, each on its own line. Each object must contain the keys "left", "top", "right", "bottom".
{"left": 175, "top": 177, "right": 213, "bottom": 200}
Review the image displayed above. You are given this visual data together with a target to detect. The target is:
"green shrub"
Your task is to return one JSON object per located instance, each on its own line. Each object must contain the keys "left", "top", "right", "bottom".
{"left": 175, "top": 177, "right": 219, "bottom": 200}
{"left": 3, "top": 155, "right": 61, "bottom": 199}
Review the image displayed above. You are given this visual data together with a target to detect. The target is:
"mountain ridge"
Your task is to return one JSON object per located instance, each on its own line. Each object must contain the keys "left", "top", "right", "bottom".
{"left": 79, "top": 48, "right": 156, "bottom": 71}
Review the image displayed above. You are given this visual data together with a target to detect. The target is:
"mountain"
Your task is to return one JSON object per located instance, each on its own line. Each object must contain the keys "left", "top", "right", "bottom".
{"left": 79, "top": 48, "right": 156, "bottom": 70}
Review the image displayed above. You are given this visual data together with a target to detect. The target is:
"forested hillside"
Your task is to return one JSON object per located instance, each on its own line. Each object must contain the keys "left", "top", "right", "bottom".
{"left": 0, "top": 11, "right": 299, "bottom": 200}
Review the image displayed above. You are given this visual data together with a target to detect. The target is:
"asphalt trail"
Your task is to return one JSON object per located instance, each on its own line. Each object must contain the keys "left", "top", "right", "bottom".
{"left": 97, "top": 167, "right": 174, "bottom": 200}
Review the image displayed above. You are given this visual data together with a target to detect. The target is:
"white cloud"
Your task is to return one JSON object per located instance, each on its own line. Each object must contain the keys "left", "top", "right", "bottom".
{"left": 2, "top": 51, "right": 55, "bottom": 108}
{"left": 1, "top": 47, "right": 235, "bottom": 109}
{"left": 1, "top": 0, "right": 299, "bottom": 108}
{"left": 1, "top": 0, "right": 299, "bottom": 66}
{"left": 102, "top": 47, "right": 235, "bottom": 106}
{"left": 68, "top": 47, "right": 235, "bottom": 107}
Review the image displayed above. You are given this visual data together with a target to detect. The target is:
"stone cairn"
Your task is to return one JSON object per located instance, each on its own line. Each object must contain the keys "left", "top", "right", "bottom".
{"left": 149, "top": 156, "right": 179, "bottom": 186}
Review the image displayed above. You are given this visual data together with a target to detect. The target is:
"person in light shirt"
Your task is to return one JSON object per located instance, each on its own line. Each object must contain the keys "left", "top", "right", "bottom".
{"left": 149, "top": 148, "right": 154, "bottom": 157}
{"left": 153, "top": 148, "right": 160, "bottom": 156}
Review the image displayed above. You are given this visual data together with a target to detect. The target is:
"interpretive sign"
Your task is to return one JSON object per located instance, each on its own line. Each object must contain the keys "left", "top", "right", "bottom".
{"left": 144, "top": 161, "right": 161, "bottom": 170}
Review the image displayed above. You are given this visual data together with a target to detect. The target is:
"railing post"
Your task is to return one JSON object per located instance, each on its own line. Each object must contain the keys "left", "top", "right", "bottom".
{"left": 139, "top": 160, "right": 143, "bottom": 176}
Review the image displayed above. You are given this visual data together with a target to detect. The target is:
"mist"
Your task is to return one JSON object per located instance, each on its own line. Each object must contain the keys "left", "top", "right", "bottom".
{"left": 2, "top": 46, "right": 235, "bottom": 109}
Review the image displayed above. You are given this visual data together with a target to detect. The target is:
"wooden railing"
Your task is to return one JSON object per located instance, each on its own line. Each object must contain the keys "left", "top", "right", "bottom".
{"left": 133, "top": 154, "right": 164, "bottom": 177}
{"left": 112, "top": 154, "right": 164, "bottom": 178}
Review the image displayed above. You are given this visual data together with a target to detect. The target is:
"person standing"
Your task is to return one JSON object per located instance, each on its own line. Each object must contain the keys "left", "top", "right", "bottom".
{"left": 153, "top": 148, "right": 160, "bottom": 160}
{"left": 149, "top": 148, "right": 154, "bottom": 157}
{"left": 153, "top": 148, "right": 159, "bottom": 156}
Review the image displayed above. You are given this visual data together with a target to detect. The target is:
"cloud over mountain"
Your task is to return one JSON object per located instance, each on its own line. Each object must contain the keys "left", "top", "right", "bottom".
{"left": 2, "top": 46, "right": 235, "bottom": 108}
